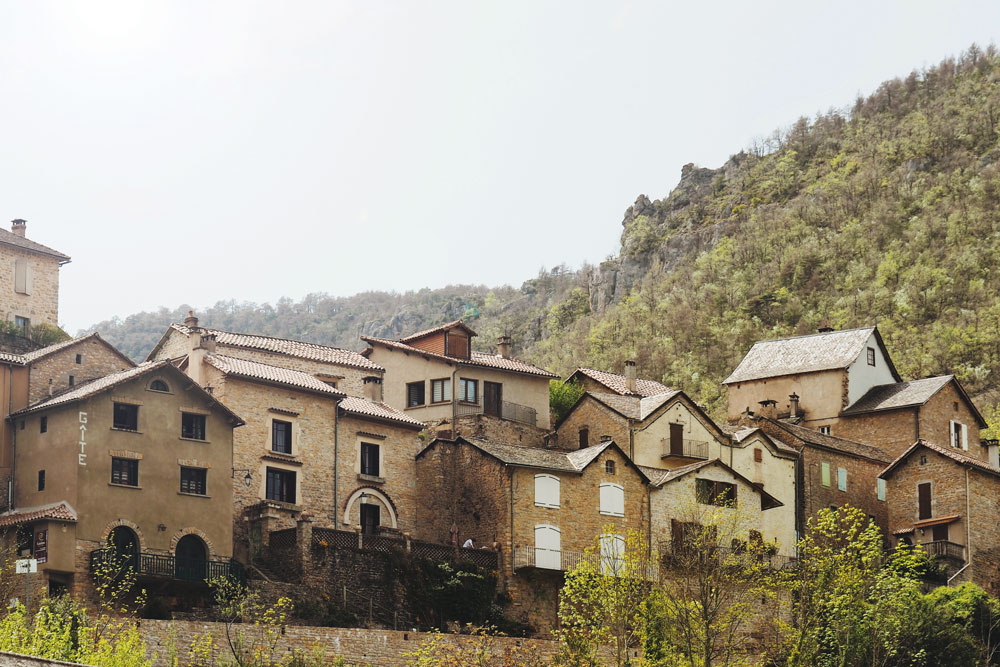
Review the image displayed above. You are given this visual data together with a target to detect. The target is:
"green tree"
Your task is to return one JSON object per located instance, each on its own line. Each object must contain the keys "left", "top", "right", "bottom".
{"left": 549, "top": 379, "right": 585, "bottom": 424}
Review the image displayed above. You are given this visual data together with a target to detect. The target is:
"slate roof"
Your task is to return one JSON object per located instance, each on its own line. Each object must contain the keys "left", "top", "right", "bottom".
{"left": 162, "top": 324, "right": 383, "bottom": 372}
{"left": 586, "top": 391, "right": 681, "bottom": 421}
{"left": 21, "top": 332, "right": 135, "bottom": 366}
{"left": 570, "top": 367, "right": 673, "bottom": 397}
{"left": 339, "top": 396, "right": 425, "bottom": 430}
{"left": 842, "top": 375, "right": 987, "bottom": 427}
{"left": 0, "top": 501, "right": 77, "bottom": 528}
{"left": 0, "top": 228, "right": 70, "bottom": 263}
{"left": 206, "top": 354, "right": 345, "bottom": 397}
{"left": 763, "top": 419, "right": 891, "bottom": 463}
{"left": 399, "top": 320, "right": 478, "bottom": 343}
{"left": 720, "top": 424, "right": 799, "bottom": 456}
{"left": 880, "top": 439, "right": 1000, "bottom": 479}
{"left": 362, "top": 336, "right": 557, "bottom": 378}
{"left": 637, "top": 459, "right": 783, "bottom": 508}
{"left": 724, "top": 327, "right": 899, "bottom": 384}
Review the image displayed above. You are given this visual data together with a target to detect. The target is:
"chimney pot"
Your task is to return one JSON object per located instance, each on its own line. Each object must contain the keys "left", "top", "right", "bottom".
{"left": 183, "top": 311, "right": 199, "bottom": 329}
{"left": 200, "top": 332, "right": 217, "bottom": 354}
{"left": 363, "top": 376, "right": 383, "bottom": 403}
{"left": 624, "top": 360, "right": 637, "bottom": 394}
{"left": 11, "top": 219, "right": 26, "bottom": 238}
{"left": 496, "top": 335, "right": 512, "bottom": 360}
{"left": 789, "top": 393, "right": 800, "bottom": 418}
{"left": 758, "top": 399, "right": 777, "bottom": 419}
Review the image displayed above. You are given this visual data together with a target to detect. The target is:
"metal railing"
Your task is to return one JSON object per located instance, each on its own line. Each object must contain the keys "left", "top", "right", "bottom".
{"left": 661, "top": 438, "right": 710, "bottom": 459}
{"left": 657, "top": 541, "right": 794, "bottom": 570}
{"left": 454, "top": 400, "right": 538, "bottom": 427}
{"left": 89, "top": 548, "right": 245, "bottom": 584}
{"left": 923, "top": 540, "right": 966, "bottom": 562}
{"left": 513, "top": 545, "right": 658, "bottom": 580}
{"left": 310, "top": 528, "right": 499, "bottom": 571}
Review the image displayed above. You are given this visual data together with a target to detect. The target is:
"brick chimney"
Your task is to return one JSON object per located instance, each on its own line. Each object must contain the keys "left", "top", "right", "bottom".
{"left": 10, "top": 219, "right": 26, "bottom": 237}
{"left": 363, "top": 376, "right": 383, "bottom": 403}
{"left": 624, "top": 360, "right": 637, "bottom": 394}
{"left": 758, "top": 399, "right": 777, "bottom": 420}
{"left": 789, "top": 393, "right": 800, "bottom": 418}
{"left": 496, "top": 335, "right": 512, "bottom": 359}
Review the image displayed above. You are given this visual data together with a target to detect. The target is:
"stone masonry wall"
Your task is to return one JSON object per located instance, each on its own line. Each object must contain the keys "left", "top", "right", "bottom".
{"left": 28, "top": 338, "right": 134, "bottom": 404}
{"left": 833, "top": 408, "right": 916, "bottom": 459}
{"left": 800, "top": 446, "right": 888, "bottom": 531}
{"left": 919, "top": 381, "right": 984, "bottom": 457}
{"left": 554, "top": 396, "right": 630, "bottom": 451}
{"left": 449, "top": 413, "right": 549, "bottom": 447}
{"left": 968, "top": 471, "right": 1000, "bottom": 595}
{"left": 0, "top": 245, "right": 61, "bottom": 328}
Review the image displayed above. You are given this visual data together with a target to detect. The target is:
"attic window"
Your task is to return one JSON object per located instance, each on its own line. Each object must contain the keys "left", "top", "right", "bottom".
{"left": 75, "top": 354, "right": 82, "bottom": 365}
{"left": 754, "top": 448, "right": 762, "bottom": 463}
{"left": 149, "top": 380, "right": 170, "bottom": 393}
{"left": 605, "top": 460, "right": 616, "bottom": 475}
{"left": 819, "top": 426, "right": 831, "bottom": 436}
{"left": 866, "top": 347, "right": 875, "bottom": 366}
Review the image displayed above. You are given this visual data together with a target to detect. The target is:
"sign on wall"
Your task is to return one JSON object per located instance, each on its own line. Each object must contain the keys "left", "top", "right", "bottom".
{"left": 33, "top": 530, "right": 47, "bottom": 564}
{"left": 79, "top": 411, "right": 87, "bottom": 466}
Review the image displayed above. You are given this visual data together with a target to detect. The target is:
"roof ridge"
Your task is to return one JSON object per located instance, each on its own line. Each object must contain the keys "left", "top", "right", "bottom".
{"left": 749, "top": 326, "right": 875, "bottom": 345}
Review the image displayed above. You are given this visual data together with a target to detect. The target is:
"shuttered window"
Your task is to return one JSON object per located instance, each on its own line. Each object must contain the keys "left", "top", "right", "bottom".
{"left": 918, "top": 482, "right": 932, "bottom": 520}
{"left": 599, "top": 533, "right": 626, "bottom": 575}
{"left": 837, "top": 467, "right": 847, "bottom": 492}
{"left": 534, "top": 524, "right": 561, "bottom": 570}
{"left": 579, "top": 428, "right": 589, "bottom": 449}
{"left": 534, "top": 474, "right": 560, "bottom": 508}
{"left": 431, "top": 378, "right": 451, "bottom": 403}
{"left": 877, "top": 478, "right": 886, "bottom": 501}
{"left": 14, "top": 258, "right": 30, "bottom": 295}
{"left": 599, "top": 482, "right": 625, "bottom": 517}
{"left": 821, "top": 462, "right": 830, "bottom": 487}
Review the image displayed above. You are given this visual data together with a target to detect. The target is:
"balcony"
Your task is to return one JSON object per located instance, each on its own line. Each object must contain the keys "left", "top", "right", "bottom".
{"left": 661, "top": 438, "right": 710, "bottom": 460}
{"left": 89, "top": 549, "right": 245, "bottom": 585}
{"left": 657, "top": 541, "right": 794, "bottom": 571}
{"left": 455, "top": 400, "right": 538, "bottom": 427}
{"left": 512, "top": 545, "right": 658, "bottom": 580}
{"left": 923, "top": 540, "right": 966, "bottom": 563}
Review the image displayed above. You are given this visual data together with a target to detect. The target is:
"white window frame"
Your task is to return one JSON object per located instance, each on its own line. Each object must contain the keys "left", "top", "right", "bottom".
{"left": 534, "top": 474, "right": 560, "bottom": 509}
{"left": 599, "top": 482, "right": 625, "bottom": 517}
{"left": 950, "top": 420, "right": 969, "bottom": 450}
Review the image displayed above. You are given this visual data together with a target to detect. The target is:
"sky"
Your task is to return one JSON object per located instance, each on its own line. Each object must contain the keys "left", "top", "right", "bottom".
{"left": 1, "top": 1, "right": 999, "bottom": 332}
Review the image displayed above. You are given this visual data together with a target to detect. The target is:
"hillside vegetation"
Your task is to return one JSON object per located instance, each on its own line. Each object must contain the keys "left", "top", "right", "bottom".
{"left": 90, "top": 45, "right": 1000, "bottom": 422}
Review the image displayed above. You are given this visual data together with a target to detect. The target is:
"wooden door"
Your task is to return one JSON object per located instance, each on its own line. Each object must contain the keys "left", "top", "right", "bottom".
{"left": 484, "top": 382, "right": 502, "bottom": 417}
{"left": 361, "top": 504, "right": 380, "bottom": 535}
{"left": 670, "top": 423, "right": 684, "bottom": 456}
{"left": 918, "top": 483, "right": 932, "bottom": 520}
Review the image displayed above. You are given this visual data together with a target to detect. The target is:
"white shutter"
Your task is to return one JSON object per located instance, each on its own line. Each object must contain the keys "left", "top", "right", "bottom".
{"left": 837, "top": 467, "right": 847, "bottom": 492}
{"left": 877, "top": 478, "right": 886, "bottom": 501}
{"left": 949, "top": 420, "right": 956, "bottom": 448}
{"left": 534, "top": 474, "right": 560, "bottom": 508}
{"left": 24, "top": 263, "right": 31, "bottom": 295}
{"left": 600, "top": 482, "right": 625, "bottom": 517}
{"left": 13, "top": 259, "right": 25, "bottom": 294}
{"left": 600, "top": 533, "right": 625, "bottom": 575}
{"left": 534, "top": 524, "right": 561, "bottom": 570}
{"left": 962, "top": 423, "right": 968, "bottom": 450}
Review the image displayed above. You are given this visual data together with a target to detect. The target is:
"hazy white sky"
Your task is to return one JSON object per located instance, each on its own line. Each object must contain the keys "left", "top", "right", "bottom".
{"left": 2, "top": 1, "right": 998, "bottom": 332}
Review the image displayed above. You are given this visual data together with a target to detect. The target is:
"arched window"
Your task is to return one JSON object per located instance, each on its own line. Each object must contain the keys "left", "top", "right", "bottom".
{"left": 149, "top": 379, "right": 170, "bottom": 393}
{"left": 108, "top": 526, "right": 140, "bottom": 570}
{"left": 534, "top": 474, "right": 560, "bottom": 508}
{"left": 175, "top": 535, "right": 208, "bottom": 580}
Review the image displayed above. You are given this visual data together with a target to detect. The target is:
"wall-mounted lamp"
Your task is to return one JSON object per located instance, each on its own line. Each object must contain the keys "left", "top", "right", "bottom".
{"left": 232, "top": 469, "right": 253, "bottom": 488}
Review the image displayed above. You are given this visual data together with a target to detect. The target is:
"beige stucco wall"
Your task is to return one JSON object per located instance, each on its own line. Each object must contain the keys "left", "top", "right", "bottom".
{"left": 634, "top": 398, "right": 723, "bottom": 469}
{"left": 368, "top": 346, "right": 551, "bottom": 429}
{"left": 0, "top": 245, "right": 62, "bottom": 329}
{"left": 846, "top": 332, "right": 896, "bottom": 406}
{"left": 726, "top": 369, "right": 846, "bottom": 423}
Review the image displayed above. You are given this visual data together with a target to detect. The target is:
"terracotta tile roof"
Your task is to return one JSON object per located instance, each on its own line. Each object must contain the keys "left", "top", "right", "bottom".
{"left": 571, "top": 367, "right": 672, "bottom": 397}
{"left": 586, "top": 391, "right": 681, "bottom": 421}
{"left": 400, "top": 320, "right": 478, "bottom": 343}
{"left": 843, "top": 376, "right": 954, "bottom": 415}
{"left": 362, "top": 336, "right": 557, "bottom": 378}
{"left": 763, "top": 419, "right": 891, "bottom": 463}
{"left": 0, "top": 351, "right": 26, "bottom": 366}
{"left": 21, "top": 332, "right": 135, "bottom": 366}
{"left": 724, "top": 327, "right": 897, "bottom": 384}
{"left": 0, "top": 501, "right": 77, "bottom": 528}
{"left": 338, "top": 396, "right": 425, "bottom": 430}
{"left": 880, "top": 439, "right": 1000, "bottom": 479}
{"left": 170, "top": 324, "right": 383, "bottom": 372}
{"left": 0, "top": 228, "right": 70, "bottom": 263}
{"left": 206, "top": 354, "right": 345, "bottom": 397}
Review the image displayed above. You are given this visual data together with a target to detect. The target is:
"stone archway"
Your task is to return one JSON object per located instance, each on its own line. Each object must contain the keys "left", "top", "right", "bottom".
{"left": 342, "top": 487, "right": 398, "bottom": 530}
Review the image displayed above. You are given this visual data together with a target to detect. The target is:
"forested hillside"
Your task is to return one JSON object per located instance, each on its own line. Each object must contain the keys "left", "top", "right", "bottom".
{"left": 89, "top": 45, "right": 1000, "bottom": 423}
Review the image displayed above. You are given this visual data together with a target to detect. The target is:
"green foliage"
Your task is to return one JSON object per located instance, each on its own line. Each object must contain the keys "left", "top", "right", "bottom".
{"left": 404, "top": 625, "right": 546, "bottom": 667}
{"left": 549, "top": 379, "right": 585, "bottom": 423}
{"left": 209, "top": 577, "right": 294, "bottom": 667}
{"left": 392, "top": 553, "right": 499, "bottom": 630}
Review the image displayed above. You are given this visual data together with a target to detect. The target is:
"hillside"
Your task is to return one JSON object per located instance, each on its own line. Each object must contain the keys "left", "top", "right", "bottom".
{"left": 88, "top": 45, "right": 1000, "bottom": 424}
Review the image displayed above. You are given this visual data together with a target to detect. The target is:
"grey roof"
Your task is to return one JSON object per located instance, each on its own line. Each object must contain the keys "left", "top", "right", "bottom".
{"left": 423, "top": 438, "right": 647, "bottom": 479}
{"left": 586, "top": 391, "right": 681, "bottom": 421}
{"left": 723, "top": 327, "right": 894, "bottom": 384}
{"left": 881, "top": 439, "right": 1000, "bottom": 479}
{"left": 206, "top": 353, "right": 346, "bottom": 397}
{"left": 21, "top": 332, "right": 134, "bottom": 366}
{"left": 0, "top": 228, "right": 70, "bottom": 263}
{"left": 570, "top": 367, "right": 673, "bottom": 397}
{"left": 362, "top": 336, "right": 558, "bottom": 378}
{"left": 339, "top": 396, "right": 425, "bottom": 430}
{"left": 764, "top": 419, "right": 891, "bottom": 463}
{"left": 637, "top": 459, "right": 783, "bottom": 508}
{"left": 720, "top": 424, "right": 799, "bottom": 456}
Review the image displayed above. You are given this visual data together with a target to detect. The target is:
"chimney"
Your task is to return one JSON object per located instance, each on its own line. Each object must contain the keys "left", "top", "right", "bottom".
{"left": 363, "top": 376, "right": 383, "bottom": 403}
{"left": 10, "top": 219, "right": 25, "bottom": 238}
{"left": 758, "top": 399, "right": 777, "bottom": 420}
{"left": 184, "top": 311, "right": 199, "bottom": 328}
{"left": 817, "top": 324, "right": 833, "bottom": 333}
{"left": 624, "top": 360, "right": 637, "bottom": 394}
{"left": 789, "top": 393, "right": 799, "bottom": 418}
{"left": 496, "top": 335, "right": 512, "bottom": 360}
{"left": 201, "top": 332, "right": 217, "bottom": 354}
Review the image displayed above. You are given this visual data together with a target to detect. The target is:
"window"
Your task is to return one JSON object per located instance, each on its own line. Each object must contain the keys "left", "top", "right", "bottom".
{"left": 459, "top": 378, "right": 478, "bottom": 403}
{"left": 821, "top": 462, "right": 830, "bottom": 487}
{"left": 68, "top": 375, "right": 74, "bottom": 387}
{"left": 265, "top": 467, "right": 296, "bottom": 503}
{"left": 696, "top": 479, "right": 738, "bottom": 506}
{"left": 40, "top": 416, "right": 47, "bottom": 434}
{"left": 599, "top": 482, "right": 625, "bottom": 517}
{"left": 360, "top": 504, "right": 380, "bottom": 534}
{"left": 918, "top": 482, "right": 931, "bottom": 520}
{"left": 534, "top": 524, "right": 561, "bottom": 570}
{"left": 271, "top": 420, "right": 292, "bottom": 454}
{"left": 14, "top": 316, "right": 29, "bottom": 334}
{"left": 14, "top": 258, "right": 30, "bottom": 294}
{"left": 754, "top": 448, "right": 763, "bottom": 463}
{"left": 599, "top": 533, "right": 626, "bottom": 575}
{"left": 534, "top": 474, "right": 560, "bottom": 508}
{"left": 837, "top": 467, "right": 847, "bottom": 492}
{"left": 578, "top": 428, "right": 589, "bottom": 449}
{"left": 37, "top": 470, "right": 45, "bottom": 492}
{"left": 819, "top": 425, "right": 831, "bottom": 435}
{"left": 113, "top": 403, "right": 139, "bottom": 431}
{"left": 75, "top": 354, "right": 82, "bottom": 365}
{"left": 111, "top": 458, "right": 139, "bottom": 487}
{"left": 932, "top": 524, "right": 949, "bottom": 542}
{"left": 877, "top": 478, "right": 886, "bottom": 501}
{"left": 181, "top": 413, "right": 207, "bottom": 440}
{"left": 406, "top": 381, "right": 425, "bottom": 407}
{"left": 180, "top": 467, "right": 207, "bottom": 495}
{"left": 950, "top": 420, "right": 968, "bottom": 450}
{"left": 361, "top": 442, "right": 380, "bottom": 477}
{"left": 430, "top": 378, "right": 451, "bottom": 403}
{"left": 867, "top": 347, "right": 876, "bottom": 366}
{"left": 606, "top": 460, "right": 616, "bottom": 475}
{"left": 149, "top": 379, "right": 169, "bottom": 392}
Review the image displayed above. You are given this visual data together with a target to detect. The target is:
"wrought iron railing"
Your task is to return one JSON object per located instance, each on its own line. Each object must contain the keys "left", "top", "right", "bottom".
{"left": 923, "top": 540, "right": 966, "bottom": 562}
{"left": 660, "top": 438, "right": 710, "bottom": 459}
{"left": 309, "top": 528, "right": 499, "bottom": 571}
{"left": 453, "top": 400, "right": 537, "bottom": 427}
{"left": 89, "top": 549, "right": 245, "bottom": 584}
{"left": 513, "top": 545, "right": 658, "bottom": 580}
{"left": 657, "top": 541, "right": 794, "bottom": 570}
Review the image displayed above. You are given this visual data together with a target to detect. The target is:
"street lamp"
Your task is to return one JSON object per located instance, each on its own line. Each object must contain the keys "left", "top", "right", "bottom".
{"left": 232, "top": 469, "right": 253, "bottom": 488}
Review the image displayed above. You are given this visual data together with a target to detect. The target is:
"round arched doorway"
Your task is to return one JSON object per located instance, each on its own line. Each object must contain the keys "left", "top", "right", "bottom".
{"left": 107, "top": 526, "right": 140, "bottom": 570}
{"left": 175, "top": 534, "right": 208, "bottom": 581}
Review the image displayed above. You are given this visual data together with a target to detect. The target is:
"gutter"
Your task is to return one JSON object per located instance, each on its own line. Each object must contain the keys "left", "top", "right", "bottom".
{"left": 333, "top": 401, "right": 340, "bottom": 529}
{"left": 8, "top": 366, "right": 13, "bottom": 510}
{"left": 947, "top": 467, "right": 974, "bottom": 586}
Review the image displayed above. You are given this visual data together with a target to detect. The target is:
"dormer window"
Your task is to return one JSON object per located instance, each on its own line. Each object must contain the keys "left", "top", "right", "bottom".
{"left": 445, "top": 330, "right": 470, "bottom": 359}
{"left": 866, "top": 347, "right": 875, "bottom": 366}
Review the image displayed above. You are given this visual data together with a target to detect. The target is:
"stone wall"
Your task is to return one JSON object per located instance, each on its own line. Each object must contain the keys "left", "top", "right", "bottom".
{"left": 0, "top": 245, "right": 62, "bottom": 329}
{"left": 449, "top": 413, "right": 549, "bottom": 448}
{"left": 554, "top": 396, "right": 630, "bottom": 451}
{"left": 833, "top": 407, "right": 916, "bottom": 459}
{"left": 0, "top": 653, "right": 85, "bottom": 667}
{"left": 799, "top": 445, "right": 888, "bottom": 531}
{"left": 27, "top": 337, "right": 134, "bottom": 404}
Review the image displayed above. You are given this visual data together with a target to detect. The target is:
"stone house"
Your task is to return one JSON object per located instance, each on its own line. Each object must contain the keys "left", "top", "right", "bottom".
{"left": 0, "top": 361, "right": 244, "bottom": 600}
{"left": 414, "top": 436, "right": 649, "bottom": 630}
{"left": 640, "top": 459, "right": 784, "bottom": 558}
{"left": 362, "top": 321, "right": 557, "bottom": 433}
{"left": 566, "top": 363, "right": 672, "bottom": 397}
{"left": 879, "top": 439, "right": 1000, "bottom": 594}
{"left": 147, "top": 313, "right": 385, "bottom": 398}
{"left": 174, "top": 328, "right": 424, "bottom": 562}
{"left": 0, "top": 219, "right": 70, "bottom": 333}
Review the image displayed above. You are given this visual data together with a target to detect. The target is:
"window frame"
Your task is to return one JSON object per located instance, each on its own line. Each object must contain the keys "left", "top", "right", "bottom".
{"left": 181, "top": 412, "right": 207, "bottom": 441}
{"left": 37, "top": 469, "right": 45, "bottom": 492}
{"left": 578, "top": 427, "right": 589, "bottom": 449}
{"left": 605, "top": 460, "right": 616, "bottom": 475}
{"left": 111, "top": 457, "right": 139, "bottom": 487}
{"left": 866, "top": 347, "right": 876, "bottom": 366}
{"left": 113, "top": 403, "right": 139, "bottom": 431}
{"left": 265, "top": 467, "right": 296, "bottom": 504}
{"left": 406, "top": 381, "right": 426, "bottom": 408}
{"left": 179, "top": 466, "right": 207, "bottom": 496}
{"left": 149, "top": 379, "right": 170, "bottom": 393}
{"left": 430, "top": 378, "right": 452, "bottom": 404}
{"left": 361, "top": 442, "right": 380, "bottom": 477}
{"left": 696, "top": 478, "right": 738, "bottom": 506}
{"left": 40, "top": 416, "right": 47, "bottom": 434}
{"left": 458, "top": 378, "right": 478, "bottom": 404}
{"left": 271, "top": 419, "right": 293, "bottom": 455}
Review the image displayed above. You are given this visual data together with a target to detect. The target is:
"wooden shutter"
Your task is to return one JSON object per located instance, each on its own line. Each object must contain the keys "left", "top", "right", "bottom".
{"left": 670, "top": 423, "right": 684, "bottom": 456}
{"left": 950, "top": 420, "right": 957, "bottom": 447}
{"left": 961, "top": 423, "right": 968, "bottom": 450}
{"left": 579, "top": 428, "right": 589, "bottom": 449}
{"left": 600, "top": 482, "right": 624, "bottom": 516}
{"left": 837, "top": 467, "right": 847, "bottom": 492}
{"left": 821, "top": 462, "right": 830, "bottom": 487}
{"left": 14, "top": 259, "right": 26, "bottom": 294}
{"left": 534, "top": 474, "right": 560, "bottom": 508}
{"left": 877, "top": 478, "right": 886, "bottom": 501}
{"left": 754, "top": 448, "right": 762, "bottom": 463}
{"left": 534, "top": 525, "right": 561, "bottom": 570}
{"left": 918, "top": 482, "right": 932, "bottom": 520}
